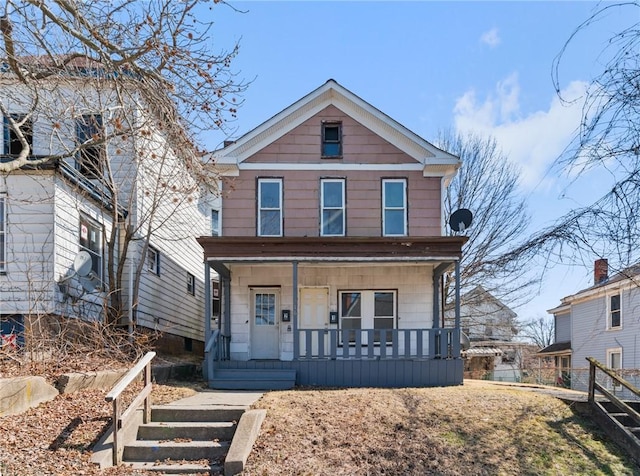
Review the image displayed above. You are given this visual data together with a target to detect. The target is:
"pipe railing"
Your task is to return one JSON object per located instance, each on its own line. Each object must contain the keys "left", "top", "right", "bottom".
{"left": 104, "top": 351, "right": 155, "bottom": 466}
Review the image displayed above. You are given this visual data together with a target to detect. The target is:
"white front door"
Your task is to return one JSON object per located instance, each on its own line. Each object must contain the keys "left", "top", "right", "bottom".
{"left": 250, "top": 288, "right": 280, "bottom": 359}
{"left": 299, "top": 287, "right": 329, "bottom": 356}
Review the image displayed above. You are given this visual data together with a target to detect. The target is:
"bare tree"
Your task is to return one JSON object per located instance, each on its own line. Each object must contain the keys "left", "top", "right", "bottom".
{"left": 0, "top": 1, "right": 246, "bottom": 325}
{"left": 519, "top": 316, "right": 555, "bottom": 349}
{"left": 437, "top": 132, "right": 534, "bottom": 314}
{"left": 497, "top": 2, "right": 640, "bottom": 274}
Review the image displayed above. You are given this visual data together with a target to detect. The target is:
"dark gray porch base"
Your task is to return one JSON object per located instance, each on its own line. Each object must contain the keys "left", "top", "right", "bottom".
{"left": 213, "top": 359, "right": 463, "bottom": 388}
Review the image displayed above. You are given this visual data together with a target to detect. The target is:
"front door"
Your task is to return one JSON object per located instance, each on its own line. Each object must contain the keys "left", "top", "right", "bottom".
{"left": 250, "top": 288, "right": 280, "bottom": 359}
{"left": 299, "top": 287, "right": 329, "bottom": 356}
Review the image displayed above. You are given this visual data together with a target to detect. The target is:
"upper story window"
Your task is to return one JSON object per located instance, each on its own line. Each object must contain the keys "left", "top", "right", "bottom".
{"left": 321, "top": 121, "right": 342, "bottom": 158}
{"left": 211, "top": 209, "right": 220, "bottom": 236}
{"left": 75, "top": 114, "right": 104, "bottom": 179}
{"left": 79, "top": 215, "right": 103, "bottom": 281}
{"left": 258, "top": 178, "right": 282, "bottom": 237}
{"left": 321, "top": 178, "right": 345, "bottom": 236}
{"left": 147, "top": 246, "right": 160, "bottom": 275}
{"left": 382, "top": 179, "right": 407, "bottom": 236}
{"left": 187, "top": 272, "right": 196, "bottom": 296}
{"left": 3, "top": 114, "right": 33, "bottom": 156}
{"left": 0, "top": 195, "right": 5, "bottom": 273}
{"left": 609, "top": 293, "right": 621, "bottom": 329}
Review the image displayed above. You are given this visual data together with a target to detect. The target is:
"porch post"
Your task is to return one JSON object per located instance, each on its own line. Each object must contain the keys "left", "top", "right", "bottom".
{"left": 223, "top": 276, "right": 231, "bottom": 358}
{"left": 453, "top": 259, "right": 462, "bottom": 357}
{"left": 204, "top": 262, "right": 211, "bottom": 344}
{"left": 292, "top": 260, "right": 299, "bottom": 360}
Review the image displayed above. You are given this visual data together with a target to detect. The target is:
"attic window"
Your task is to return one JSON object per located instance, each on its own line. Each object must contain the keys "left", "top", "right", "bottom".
{"left": 322, "top": 122, "right": 342, "bottom": 158}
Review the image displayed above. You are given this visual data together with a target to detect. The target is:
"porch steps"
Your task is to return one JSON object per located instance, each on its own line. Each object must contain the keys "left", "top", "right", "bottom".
{"left": 122, "top": 406, "right": 242, "bottom": 474}
{"left": 210, "top": 368, "right": 296, "bottom": 390}
{"left": 591, "top": 400, "right": 640, "bottom": 466}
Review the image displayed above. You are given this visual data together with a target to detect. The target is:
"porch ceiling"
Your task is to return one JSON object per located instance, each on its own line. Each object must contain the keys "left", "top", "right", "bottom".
{"left": 197, "top": 236, "right": 467, "bottom": 262}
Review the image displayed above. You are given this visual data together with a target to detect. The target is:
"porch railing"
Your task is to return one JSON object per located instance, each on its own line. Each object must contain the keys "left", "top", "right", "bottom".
{"left": 294, "top": 328, "right": 460, "bottom": 360}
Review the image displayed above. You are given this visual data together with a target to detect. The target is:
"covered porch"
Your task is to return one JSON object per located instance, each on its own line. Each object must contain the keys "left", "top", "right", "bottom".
{"left": 197, "top": 236, "right": 467, "bottom": 389}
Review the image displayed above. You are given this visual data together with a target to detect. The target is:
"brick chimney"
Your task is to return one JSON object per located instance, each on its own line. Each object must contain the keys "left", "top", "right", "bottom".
{"left": 594, "top": 258, "right": 609, "bottom": 285}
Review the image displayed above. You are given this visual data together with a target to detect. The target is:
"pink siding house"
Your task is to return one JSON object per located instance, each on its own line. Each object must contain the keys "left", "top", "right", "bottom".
{"left": 198, "top": 80, "right": 467, "bottom": 389}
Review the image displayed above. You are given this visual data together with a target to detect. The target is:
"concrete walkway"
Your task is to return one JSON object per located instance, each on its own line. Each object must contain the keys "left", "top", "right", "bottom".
{"left": 162, "top": 389, "right": 264, "bottom": 409}
{"left": 464, "top": 379, "right": 591, "bottom": 403}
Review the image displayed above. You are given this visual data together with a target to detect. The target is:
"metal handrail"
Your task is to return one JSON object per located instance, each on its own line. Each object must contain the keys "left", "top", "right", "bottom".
{"left": 105, "top": 351, "right": 156, "bottom": 466}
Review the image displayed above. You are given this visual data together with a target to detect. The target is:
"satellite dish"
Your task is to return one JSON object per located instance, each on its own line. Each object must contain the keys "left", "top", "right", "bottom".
{"left": 73, "top": 251, "right": 93, "bottom": 277}
{"left": 449, "top": 208, "right": 473, "bottom": 233}
{"left": 461, "top": 331, "right": 471, "bottom": 351}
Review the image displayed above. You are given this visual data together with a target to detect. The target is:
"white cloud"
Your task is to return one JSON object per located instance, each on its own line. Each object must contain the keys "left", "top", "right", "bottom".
{"left": 480, "top": 28, "right": 501, "bottom": 48}
{"left": 453, "top": 74, "right": 587, "bottom": 190}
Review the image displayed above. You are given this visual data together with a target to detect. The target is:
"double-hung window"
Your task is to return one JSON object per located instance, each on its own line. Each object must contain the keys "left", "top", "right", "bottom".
{"left": 257, "top": 178, "right": 283, "bottom": 236}
{"left": 3, "top": 114, "right": 33, "bottom": 157}
{"left": 0, "top": 195, "right": 5, "bottom": 273}
{"left": 147, "top": 246, "right": 160, "bottom": 275}
{"left": 321, "top": 121, "right": 342, "bottom": 158}
{"left": 187, "top": 273, "right": 196, "bottom": 296}
{"left": 79, "top": 216, "right": 103, "bottom": 281}
{"left": 211, "top": 209, "right": 220, "bottom": 236}
{"left": 75, "top": 114, "right": 104, "bottom": 179}
{"left": 321, "top": 178, "right": 345, "bottom": 236}
{"left": 609, "top": 293, "right": 621, "bottom": 329}
{"left": 382, "top": 179, "right": 407, "bottom": 236}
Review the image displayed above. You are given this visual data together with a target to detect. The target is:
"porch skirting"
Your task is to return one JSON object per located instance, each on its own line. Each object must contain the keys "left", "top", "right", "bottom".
{"left": 214, "top": 358, "right": 463, "bottom": 388}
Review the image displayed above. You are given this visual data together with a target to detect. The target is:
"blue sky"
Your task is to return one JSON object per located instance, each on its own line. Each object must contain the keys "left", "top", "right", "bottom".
{"left": 205, "top": 1, "right": 633, "bottom": 322}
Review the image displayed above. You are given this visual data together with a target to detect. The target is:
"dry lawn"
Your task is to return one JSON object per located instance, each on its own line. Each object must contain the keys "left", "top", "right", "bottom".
{"left": 245, "top": 382, "right": 640, "bottom": 476}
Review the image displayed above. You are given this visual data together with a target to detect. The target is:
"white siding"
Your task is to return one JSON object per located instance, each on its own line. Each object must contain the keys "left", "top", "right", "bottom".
{"left": 228, "top": 263, "right": 433, "bottom": 360}
{"left": 555, "top": 312, "right": 571, "bottom": 342}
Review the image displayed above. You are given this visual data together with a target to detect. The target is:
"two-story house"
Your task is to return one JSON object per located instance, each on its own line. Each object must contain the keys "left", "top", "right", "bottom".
{"left": 540, "top": 259, "right": 640, "bottom": 393}
{"left": 198, "top": 80, "right": 468, "bottom": 389}
{"left": 0, "top": 58, "right": 209, "bottom": 355}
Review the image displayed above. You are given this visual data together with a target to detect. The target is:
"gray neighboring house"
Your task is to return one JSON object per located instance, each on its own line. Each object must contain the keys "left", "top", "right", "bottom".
{"left": 540, "top": 259, "right": 640, "bottom": 394}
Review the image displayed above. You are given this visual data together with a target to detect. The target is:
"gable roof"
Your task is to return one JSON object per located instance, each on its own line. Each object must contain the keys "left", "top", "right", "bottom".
{"left": 211, "top": 79, "right": 460, "bottom": 177}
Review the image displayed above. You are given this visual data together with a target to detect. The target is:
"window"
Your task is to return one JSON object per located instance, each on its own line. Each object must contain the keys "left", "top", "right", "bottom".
{"left": 3, "top": 114, "right": 32, "bottom": 156}
{"left": 79, "top": 216, "right": 103, "bottom": 280}
{"left": 75, "top": 114, "right": 104, "bottom": 179}
{"left": 321, "top": 179, "right": 345, "bottom": 236}
{"left": 609, "top": 293, "right": 621, "bottom": 329}
{"left": 211, "top": 209, "right": 220, "bottom": 236}
{"left": 382, "top": 179, "right": 407, "bottom": 236}
{"left": 339, "top": 290, "right": 396, "bottom": 343}
{"left": 607, "top": 348, "right": 622, "bottom": 389}
{"left": 187, "top": 273, "right": 196, "bottom": 296}
{"left": 0, "top": 195, "right": 5, "bottom": 273}
{"left": 147, "top": 246, "right": 160, "bottom": 275}
{"left": 257, "top": 178, "right": 282, "bottom": 236}
{"left": 321, "top": 121, "right": 342, "bottom": 158}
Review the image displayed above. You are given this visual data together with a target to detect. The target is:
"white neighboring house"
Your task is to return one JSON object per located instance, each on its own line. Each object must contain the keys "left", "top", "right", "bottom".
{"left": 0, "top": 61, "right": 211, "bottom": 354}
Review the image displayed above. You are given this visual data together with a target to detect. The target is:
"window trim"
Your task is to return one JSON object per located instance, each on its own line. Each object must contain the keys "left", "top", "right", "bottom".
{"left": 320, "top": 178, "right": 346, "bottom": 237}
{"left": 79, "top": 214, "right": 103, "bottom": 281}
{"left": 0, "top": 194, "right": 5, "bottom": 274}
{"left": 382, "top": 178, "right": 408, "bottom": 236}
{"left": 257, "top": 178, "right": 283, "bottom": 237}
{"left": 3, "top": 114, "right": 33, "bottom": 157}
{"left": 147, "top": 246, "right": 160, "bottom": 276}
{"left": 606, "top": 347, "right": 622, "bottom": 388}
{"left": 321, "top": 121, "right": 342, "bottom": 158}
{"left": 608, "top": 292, "right": 622, "bottom": 330}
{"left": 187, "top": 272, "right": 196, "bottom": 296}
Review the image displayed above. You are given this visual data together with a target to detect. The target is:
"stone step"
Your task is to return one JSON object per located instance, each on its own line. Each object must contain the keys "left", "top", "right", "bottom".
{"left": 123, "top": 439, "right": 230, "bottom": 462}
{"left": 137, "top": 421, "right": 236, "bottom": 441}
{"left": 151, "top": 405, "right": 245, "bottom": 423}
{"left": 125, "top": 460, "right": 223, "bottom": 474}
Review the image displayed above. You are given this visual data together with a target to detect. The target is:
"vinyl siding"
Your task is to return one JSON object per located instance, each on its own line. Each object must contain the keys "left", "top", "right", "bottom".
{"left": 555, "top": 312, "right": 571, "bottom": 342}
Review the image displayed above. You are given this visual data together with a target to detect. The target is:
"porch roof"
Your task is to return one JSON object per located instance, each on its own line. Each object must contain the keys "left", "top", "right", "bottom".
{"left": 197, "top": 236, "right": 467, "bottom": 263}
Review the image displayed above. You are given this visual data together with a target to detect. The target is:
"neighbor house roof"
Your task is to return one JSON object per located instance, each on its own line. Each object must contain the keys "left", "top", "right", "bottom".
{"left": 536, "top": 341, "right": 571, "bottom": 356}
